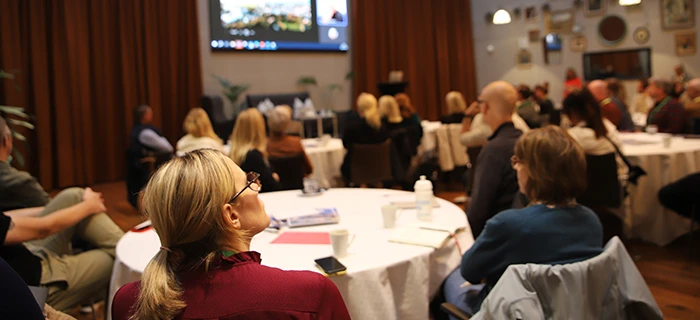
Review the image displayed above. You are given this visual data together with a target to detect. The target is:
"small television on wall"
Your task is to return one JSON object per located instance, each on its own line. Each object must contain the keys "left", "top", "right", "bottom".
{"left": 583, "top": 48, "right": 651, "bottom": 81}
{"left": 209, "top": 0, "right": 349, "bottom": 52}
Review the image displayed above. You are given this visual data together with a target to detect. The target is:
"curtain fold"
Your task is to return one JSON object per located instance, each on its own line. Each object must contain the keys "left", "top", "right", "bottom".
{"left": 351, "top": 0, "right": 478, "bottom": 121}
{"left": 0, "top": 0, "right": 202, "bottom": 189}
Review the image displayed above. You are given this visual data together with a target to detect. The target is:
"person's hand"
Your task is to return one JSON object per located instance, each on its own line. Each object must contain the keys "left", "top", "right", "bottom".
{"left": 272, "top": 173, "right": 280, "bottom": 182}
{"left": 464, "top": 101, "right": 481, "bottom": 117}
{"left": 82, "top": 187, "right": 106, "bottom": 213}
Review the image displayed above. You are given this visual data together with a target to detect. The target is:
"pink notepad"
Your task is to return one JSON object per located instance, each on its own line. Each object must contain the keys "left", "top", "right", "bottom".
{"left": 270, "top": 232, "right": 331, "bottom": 245}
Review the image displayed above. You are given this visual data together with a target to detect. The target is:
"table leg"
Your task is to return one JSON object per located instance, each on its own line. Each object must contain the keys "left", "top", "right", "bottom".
{"left": 317, "top": 117, "right": 322, "bottom": 138}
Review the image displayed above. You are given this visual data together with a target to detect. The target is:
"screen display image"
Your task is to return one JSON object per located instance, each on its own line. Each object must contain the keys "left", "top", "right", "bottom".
{"left": 583, "top": 48, "right": 651, "bottom": 81}
{"left": 210, "top": 0, "right": 349, "bottom": 52}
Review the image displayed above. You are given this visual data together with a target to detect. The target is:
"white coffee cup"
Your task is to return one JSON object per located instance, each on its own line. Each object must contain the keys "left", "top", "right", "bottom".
{"left": 381, "top": 204, "right": 398, "bottom": 228}
{"left": 330, "top": 229, "right": 355, "bottom": 258}
{"left": 646, "top": 125, "right": 658, "bottom": 134}
{"left": 661, "top": 133, "right": 672, "bottom": 148}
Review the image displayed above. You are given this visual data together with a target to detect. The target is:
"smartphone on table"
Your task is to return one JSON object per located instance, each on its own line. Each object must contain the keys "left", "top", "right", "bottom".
{"left": 314, "top": 256, "right": 347, "bottom": 276}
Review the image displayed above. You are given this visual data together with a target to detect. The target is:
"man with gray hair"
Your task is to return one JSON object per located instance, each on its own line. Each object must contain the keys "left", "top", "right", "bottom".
{"left": 646, "top": 77, "right": 687, "bottom": 134}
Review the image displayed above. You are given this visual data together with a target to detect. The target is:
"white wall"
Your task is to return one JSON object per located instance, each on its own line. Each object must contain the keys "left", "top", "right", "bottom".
{"left": 197, "top": 0, "right": 353, "bottom": 118}
{"left": 470, "top": 0, "right": 699, "bottom": 106}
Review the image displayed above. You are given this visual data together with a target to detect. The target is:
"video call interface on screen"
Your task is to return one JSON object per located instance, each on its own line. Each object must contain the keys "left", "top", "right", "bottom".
{"left": 209, "top": 0, "right": 349, "bottom": 52}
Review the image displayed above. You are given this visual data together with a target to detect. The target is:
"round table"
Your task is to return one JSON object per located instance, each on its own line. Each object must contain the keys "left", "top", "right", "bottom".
{"left": 620, "top": 133, "right": 700, "bottom": 245}
{"left": 301, "top": 138, "right": 345, "bottom": 187}
{"left": 107, "top": 189, "right": 473, "bottom": 320}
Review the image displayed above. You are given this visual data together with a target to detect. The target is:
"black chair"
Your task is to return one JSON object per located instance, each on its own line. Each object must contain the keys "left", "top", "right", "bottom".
{"left": 200, "top": 95, "right": 235, "bottom": 141}
{"left": 268, "top": 153, "right": 306, "bottom": 191}
{"left": 350, "top": 140, "right": 394, "bottom": 186}
{"left": 578, "top": 153, "right": 623, "bottom": 242}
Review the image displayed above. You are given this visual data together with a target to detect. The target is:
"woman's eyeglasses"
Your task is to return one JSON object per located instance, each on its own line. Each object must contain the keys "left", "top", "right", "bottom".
{"left": 511, "top": 155, "right": 521, "bottom": 169}
{"left": 228, "top": 172, "right": 261, "bottom": 203}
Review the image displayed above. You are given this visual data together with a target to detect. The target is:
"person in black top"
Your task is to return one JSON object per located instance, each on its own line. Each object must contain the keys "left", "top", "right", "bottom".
{"left": 467, "top": 81, "right": 523, "bottom": 237}
{"left": 0, "top": 256, "right": 45, "bottom": 319}
{"left": 126, "top": 104, "right": 173, "bottom": 208}
{"left": 441, "top": 91, "right": 467, "bottom": 124}
{"left": 229, "top": 108, "right": 281, "bottom": 192}
{"left": 534, "top": 84, "right": 560, "bottom": 126}
{"left": 341, "top": 93, "right": 390, "bottom": 183}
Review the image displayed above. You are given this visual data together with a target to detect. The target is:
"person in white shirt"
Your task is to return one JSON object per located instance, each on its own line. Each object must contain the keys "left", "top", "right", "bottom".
{"left": 562, "top": 89, "right": 627, "bottom": 179}
{"left": 176, "top": 108, "right": 223, "bottom": 154}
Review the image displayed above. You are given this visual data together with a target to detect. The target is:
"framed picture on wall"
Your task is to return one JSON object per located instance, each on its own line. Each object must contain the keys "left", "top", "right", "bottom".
{"left": 570, "top": 34, "right": 587, "bottom": 52}
{"left": 517, "top": 49, "right": 533, "bottom": 68}
{"left": 661, "top": 0, "right": 695, "bottom": 30}
{"left": 584, "top": 0, "right": 606, "bottom": 17}
{"left": 675, "top": 31, "right": 696, "bottom": 56}
{"left": 525, "top": 6, "right": 538, "bottom": 22}
{"left": 529, "top": 29, "right": 541, "bottom": 42}
{"left": 545, "top": 10, "right": 575, "bottom": 34}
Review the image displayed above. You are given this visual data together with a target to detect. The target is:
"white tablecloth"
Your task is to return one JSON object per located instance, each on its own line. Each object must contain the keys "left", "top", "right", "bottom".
{"left": 620, "top": 133, "right": 700, "bottom": 245}
{"left": 421, "top": 121, "right": 442, "bottom": 154}
{"left": 302, "top": 138, "right": 345, "bottom": 187}
{"left": 108, "top": 189, "right": 473, "bottom": 320}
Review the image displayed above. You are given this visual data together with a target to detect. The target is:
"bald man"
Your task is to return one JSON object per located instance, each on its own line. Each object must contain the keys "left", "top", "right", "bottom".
{"left": 465, "top": 81, "right": 523, "bottom": 238}
{"left": 588, "top": 80, "right": 633, "bottom": 131}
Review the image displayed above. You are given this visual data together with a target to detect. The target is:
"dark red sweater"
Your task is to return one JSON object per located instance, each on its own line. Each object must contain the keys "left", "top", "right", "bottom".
{"left": 112, "top": 251, "right": 351, "bottom": 320}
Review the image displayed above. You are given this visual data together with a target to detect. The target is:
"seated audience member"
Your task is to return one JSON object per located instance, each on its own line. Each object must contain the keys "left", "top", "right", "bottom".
{"left": 460, "top": 102, "right": 530, "bottom": 148}
{"left": 658, "top": 173, "right": 700, "bottom": 222}
{"left": 631, "top": 78, "right": 654, "bottom": 114}
{"left": 588, "top": 80, "right": 631, "bottom": 131}
{"left": 379, "top": 95, "right": 415, "bottom": 179}
{"left": 563, "top": 68, "right": 583, "bottom": 98}
{"left": 0, "top": 119, "right": 123, "bottom": 311}
{"left": 341, "top": 93, "right": 389, "bottom": 183}
{"left": 395, "top": 93, "right": 424, "bottom": 142}
{"left": 0, "top": 257, "right": 45, "bottom": 319}
{"left": 681, "top": 78, "right": 700, "bottom": 119}
{"left": 465, "top": 81, "right": 523, "bottom": 237}
{"left": 533, "top": 84, "right": 559, "bottom": 126}
{"left": 605, "top": 78, "right": 635, "bottom": 132}
{"left": 229, "top": 109, "right": 281, "bottom": 193}
{"left": 266, "top": 105, "right": 313, "bottom": 176}
{"left": 112, "top": 150, "right": 351, "bottom": 320}
{"left": 443, "top": 126, "right": 603, "bottom": 316}
{"left": 176, "top": 108, "right": 224, "bottom": 154}
{"left": 126, "top": 104, "right": 174, "bottom": 208}
{"left": 671, "top": 81, "right": 685, "bottom": 99}
{"left": 672, "top": 64, "right": 692, "bottom": 84}
{"left": 562, "top": 90, "right": 627, "bottom": 179}
{"left": 515, "top": 85, "right": 542, "bottom": 128}
{"left": 441, "top": 91, "right": 467, "bottom": 124}
{"left": 646, "top": 77, "right": 688, "bottom": 134}
{"left": 379, "top": 95, "right": 404, "bottom": 127}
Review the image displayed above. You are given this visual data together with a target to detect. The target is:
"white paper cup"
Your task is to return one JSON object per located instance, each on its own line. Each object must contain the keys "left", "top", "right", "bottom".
{"left": 330, "top": 229, "right": 355, "bottom": 258}
{"left": 661, "top": 133, "right": 672, "bottom": 148}
{"left": 646, "top": 125, "right": 658, "bottom": 134}
{"left": 381, "top": 204, "right": 398, "bottom": 228}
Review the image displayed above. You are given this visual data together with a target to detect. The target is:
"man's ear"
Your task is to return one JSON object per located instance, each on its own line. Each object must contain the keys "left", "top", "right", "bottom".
{"left": 222, "top": 203, "right": 242, "bottom": 230}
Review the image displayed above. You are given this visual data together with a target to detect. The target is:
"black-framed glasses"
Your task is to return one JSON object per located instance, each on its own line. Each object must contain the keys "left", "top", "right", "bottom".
{"left": 228, "top": 172, "right": 262, "bottom": 203}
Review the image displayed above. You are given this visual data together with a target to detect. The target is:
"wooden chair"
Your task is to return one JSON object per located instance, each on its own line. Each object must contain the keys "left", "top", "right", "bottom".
{"left": 578, "top": 153, "right": 623, "bottom": 243}
{"left": 349, "top": 140, "right": 393, "bottom": 187}
{"left": 269, "top": 153, "right": 306, "bottom": 191}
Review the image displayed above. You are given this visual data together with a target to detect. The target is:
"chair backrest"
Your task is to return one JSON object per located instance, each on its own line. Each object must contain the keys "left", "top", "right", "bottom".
{"left": 200, "top": 95, "right": 227, "bottom": 121}
{"left": 472, "top": 237, "right": 662, "bottom": 320}
{"left": 578, "top": 153, "right": 622, "bottom": 208}
{"left": 268, "top": 153, "right": 306, "bottom": 191}
{"left": 350, "top": 140, "right": 393, "bottom": 185}
{"left": 246, "top": 92, "right": 310, "bottom": 111}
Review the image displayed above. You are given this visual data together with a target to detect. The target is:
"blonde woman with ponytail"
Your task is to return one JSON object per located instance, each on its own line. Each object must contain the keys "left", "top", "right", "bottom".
{"left": 340, "top": 93, "right": 389, "bottom": 183}
{"left": 112, "top": 149, "right": 351, "bottom": 320}
{"left": 176, "top": 108, "right": 223, "bottom": 154}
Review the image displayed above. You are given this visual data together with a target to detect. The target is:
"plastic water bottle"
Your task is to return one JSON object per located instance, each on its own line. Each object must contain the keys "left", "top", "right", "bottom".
{"left": 414, "top": 175, "right": 434, "bottom": 221}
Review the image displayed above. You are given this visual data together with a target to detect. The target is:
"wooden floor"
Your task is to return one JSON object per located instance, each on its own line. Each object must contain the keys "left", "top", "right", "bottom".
{"left": 71, "top": 182, "right": 699, "bottom": 319}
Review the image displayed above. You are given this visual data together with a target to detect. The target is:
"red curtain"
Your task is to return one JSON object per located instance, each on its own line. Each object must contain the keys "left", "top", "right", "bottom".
{"left": 0, "top": 0, "right": 202, "bottom": 189}
{"left": 352, "top": 0, "right": 478, "bottom": 120}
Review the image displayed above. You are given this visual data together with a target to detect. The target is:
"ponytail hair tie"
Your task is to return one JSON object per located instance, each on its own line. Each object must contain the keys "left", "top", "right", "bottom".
{"left": 160, "top": 246, "right": 172, "bottom": 253}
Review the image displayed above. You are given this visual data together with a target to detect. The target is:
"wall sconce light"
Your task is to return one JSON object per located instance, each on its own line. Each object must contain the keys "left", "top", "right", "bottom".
{"left": 493, "top": 9, "right": 512, "bottom": 25}
{"left": 619, "top": 0, "right": 641, "bottom": 6}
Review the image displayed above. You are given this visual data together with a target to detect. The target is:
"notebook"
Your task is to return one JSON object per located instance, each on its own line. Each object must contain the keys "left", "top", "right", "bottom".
{"left": 389, "top": 224, "right": 466, "bottom": 249}
{"left": 270, "top": 232, "right": 331, "bottom": 245}
{"left": 269, "top": 208, "right": 340, "bottom": 229}
{"left": 384, "top": 194, "right": 441, "bottom": 209}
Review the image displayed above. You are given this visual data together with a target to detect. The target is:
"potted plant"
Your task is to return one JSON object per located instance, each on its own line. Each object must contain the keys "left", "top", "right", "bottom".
{"left": 296, "top": 71, "right": 353, "bottom": 111}
{"left": 212, "top": 75, "right": 250, "bottom": 115}
{"left": 0, "top": 70, "right": 34, "bottom": 168}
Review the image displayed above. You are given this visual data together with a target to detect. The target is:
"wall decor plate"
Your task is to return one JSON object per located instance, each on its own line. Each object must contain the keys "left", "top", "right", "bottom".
{"left": 571, "top": 34, "right": 587, "bottom": 52}
{"left": 598, "top": 15, "right": 627, "bottom": 47}
{"left": 633, "top": 27, "right": 650, "bottom": 45}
